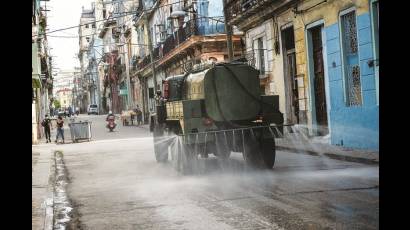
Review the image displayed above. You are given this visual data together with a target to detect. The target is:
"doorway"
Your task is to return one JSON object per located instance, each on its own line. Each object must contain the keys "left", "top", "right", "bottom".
{"left": 307, "top": 25, "right": 329, "bottom": 135}
{"left": 281, "top": 26, "right": 299, "bottom": 124}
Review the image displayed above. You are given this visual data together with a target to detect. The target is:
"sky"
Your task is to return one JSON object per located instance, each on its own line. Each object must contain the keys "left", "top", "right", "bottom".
{"left": 46, "top": 0, "right": 95, "bottom": 71}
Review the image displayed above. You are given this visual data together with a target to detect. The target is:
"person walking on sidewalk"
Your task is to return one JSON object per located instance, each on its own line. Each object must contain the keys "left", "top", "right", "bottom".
{"left": 41, "top": 114, "right": 52, "bottom": 143}
{"left": 135, "top": 105, "right": 142, "bottom": 126}
{"left": 55, "top": 115, "right": 65, "bottom": 144}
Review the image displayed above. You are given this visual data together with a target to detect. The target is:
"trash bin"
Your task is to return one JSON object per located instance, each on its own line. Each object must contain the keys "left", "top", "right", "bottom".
{"left": 68, "top": 121, "right": 92, "bottom": 143}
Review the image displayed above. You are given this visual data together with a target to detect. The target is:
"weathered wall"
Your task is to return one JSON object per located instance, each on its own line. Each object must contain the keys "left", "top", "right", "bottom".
{"left": 256, "top": 0, "right": 377, "bottom": 149}
{"left": 245, "top": 19, "right": 274, "bottom": 95}
{"left": 325, "top": 10, "right": 378, "bottom": 150}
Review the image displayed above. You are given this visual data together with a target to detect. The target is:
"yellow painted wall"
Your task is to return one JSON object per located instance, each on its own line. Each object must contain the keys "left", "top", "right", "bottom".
{"left": 293, "top": 0, "right": 370, "bottom": 77}
{"left": 57, "top": 90, "right": 72, "bottom": 109}
{"left": 268, "top": 0, "right": 370, "bottom": 124}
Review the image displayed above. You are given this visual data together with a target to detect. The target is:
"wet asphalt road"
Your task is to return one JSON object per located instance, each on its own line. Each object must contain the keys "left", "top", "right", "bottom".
{"left": 48, "top": 115, "right": 379, "bottom": 229}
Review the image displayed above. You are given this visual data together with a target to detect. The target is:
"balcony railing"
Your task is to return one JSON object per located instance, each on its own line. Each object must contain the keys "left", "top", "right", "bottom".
{"left": 225, "top": 0, "right": 266, "bottom": 23}
{"left": 242, "top": 49, "right": 269, "bottom": 76}
{"left": 136, "top": 18, "right": 226, "bottom": 70}
{"left": 162, "top": 19, "right": 199, "bottom": 57}
{"left": 138, "top": 54, "right": 151, "bottom": 70}
{"left": 162, "top": 34, "right": 176, "bottom": 57}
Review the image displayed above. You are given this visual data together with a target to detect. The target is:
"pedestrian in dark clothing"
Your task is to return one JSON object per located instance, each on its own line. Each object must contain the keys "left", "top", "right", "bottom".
{"left": 68, "top": 106, "right": 73, "bottom": 117}
{"left": 55, "top": 116, "right": 65, "bottom": 144}
{"left": 41, "top": 115, "right": 52, "bottom": 143}
{"left": 135, "top": 105, "right": 142, "bottom": 126}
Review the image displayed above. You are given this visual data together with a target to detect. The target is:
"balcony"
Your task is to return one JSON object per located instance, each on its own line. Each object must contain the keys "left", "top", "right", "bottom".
{"left": 225, "top": 0, "right": 291, "bottom": 29}
{"left": 162, "top": 19, "right": 211, "bottom": 57}
{"left": 98, "top": 18, "right": 117, "bottom": 38}
{"left": 136, "top": 18, "right": 228, "bottom": 72}
{"left": 138, "top": 54, "right": 151, "bottom": 70}
{"left": 242, "top": 49, "right": 270, "bottom": 78}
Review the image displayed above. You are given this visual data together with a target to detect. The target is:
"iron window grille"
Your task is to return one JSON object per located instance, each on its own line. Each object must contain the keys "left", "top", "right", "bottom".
{"left": 340, "top": 10, "right": 362, "bottom": 106}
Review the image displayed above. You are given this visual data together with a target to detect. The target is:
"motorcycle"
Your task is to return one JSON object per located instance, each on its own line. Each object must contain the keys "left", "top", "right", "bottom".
{"left": 106, "top": 114, "right": 116, "bottom": 132}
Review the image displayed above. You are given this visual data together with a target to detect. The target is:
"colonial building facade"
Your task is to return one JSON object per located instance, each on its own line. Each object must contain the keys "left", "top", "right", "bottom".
{"left": 226, "top": 0, "right": 379, "bottom": 150}
{"left": 132, "top": 0, "right": 243, "bottom": 120}
{"left": 32, "top": 0, "right": 53, "bottom": 144}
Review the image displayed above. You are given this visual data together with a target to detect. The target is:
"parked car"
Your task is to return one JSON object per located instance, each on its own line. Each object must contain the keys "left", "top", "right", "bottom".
{"left": 87, "top": 104, "right": 99, "bottom": 115}
{"left": 58, "top": 109, "right": 65, "bottom": 117}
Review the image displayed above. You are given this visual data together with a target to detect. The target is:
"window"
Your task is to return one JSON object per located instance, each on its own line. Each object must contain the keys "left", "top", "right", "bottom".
{"left": 253, "top": 36, "right": 266, "bottom": 75}
{"left": 85, "top": 24, "right": 89, "bottom": 28}
{"left": 86, "top": 37, "right": 90, "bottom": 42}
{"left": 92, "top": 23, "right": 96, "bottom": 28}
{"left": 257, "top": 37, "right": 265, "bottom": 75}
{"left": 371, "top": 0, "right": 379, "bottom": 105}
{"left": 340, "top": 9, "right": 362, "bottom": 106}
{"left": 148, "top": 88, "right": 154, "bottom": 98}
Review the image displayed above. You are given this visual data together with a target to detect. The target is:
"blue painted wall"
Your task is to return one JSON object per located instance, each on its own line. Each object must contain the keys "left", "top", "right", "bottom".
{"left": 325, "top": 12, "right": 379, "bottom": 150}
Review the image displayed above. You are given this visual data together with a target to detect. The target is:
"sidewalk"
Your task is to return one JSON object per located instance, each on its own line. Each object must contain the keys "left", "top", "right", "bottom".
{"left": 275, "top": 135, "right": 379, "bottom": 165}
{"left": 32, "top": 147, "right": 55, "bottom": 230}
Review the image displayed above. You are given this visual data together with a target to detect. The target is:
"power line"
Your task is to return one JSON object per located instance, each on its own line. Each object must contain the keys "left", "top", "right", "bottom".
{"left": 33, "top": 0, "right": 210, "bottom": 37}
{"left": 48, "top": 35, "right": 79, "bottom": 38}
{"left": 92, "top": 43, "right": 149, "bottom": 47}
{"left": 47, "top": 14, "right": 224, "bottom": 39}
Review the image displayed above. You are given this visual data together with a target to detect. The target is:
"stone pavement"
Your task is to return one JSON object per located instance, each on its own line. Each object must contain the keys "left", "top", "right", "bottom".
{"left": 32, "top": 147, "right": 54, "bottom": 230}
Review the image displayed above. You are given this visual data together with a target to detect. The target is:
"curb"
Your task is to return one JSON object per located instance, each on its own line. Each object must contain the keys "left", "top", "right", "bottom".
{"left": 276, "top": 146, "right": 379, "bottom": 165}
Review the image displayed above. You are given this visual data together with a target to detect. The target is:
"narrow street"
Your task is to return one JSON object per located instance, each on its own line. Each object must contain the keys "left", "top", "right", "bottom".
{"left": 33, "top": 115, "right": 379, "bottom": 230}
{"left": 32, "top": 0, "right": 380, "bottom": 228}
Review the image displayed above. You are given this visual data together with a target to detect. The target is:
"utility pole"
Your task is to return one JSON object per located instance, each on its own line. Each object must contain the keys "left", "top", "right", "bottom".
{"left": 145, "top": 14, "right": 157, "bottom": 92}
{"left": 121, "top": 45, "right": 133, "bottom": 110}
{"left": 95, "top": 64, "right": 102, "bottom": 113}
{"left": 145, "top": 13, "right": 157, "bottom": 110}
{"left": 124, "top": 50, "right": 134, "bottom": 110}
{"left": 222, "top": 0, "right": 234, "bottom": 61}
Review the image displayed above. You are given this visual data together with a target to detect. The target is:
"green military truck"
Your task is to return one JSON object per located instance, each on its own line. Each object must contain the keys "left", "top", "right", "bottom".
{"left": 150, "top": 61, "right": 284, "bottom": 173}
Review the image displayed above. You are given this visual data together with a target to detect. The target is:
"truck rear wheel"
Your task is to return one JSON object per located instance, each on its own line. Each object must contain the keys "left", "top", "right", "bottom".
{"left": 260, "top": 138, "right": 276, "bottom": 169}
{"left": 242, "top": 130, "right": 276, "bottom": 169}
{"left": 243, "top": 135, "right": 262, "bottom": 168}
{"left": 153, "top": 125, "right": 168, "bottom": 163}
